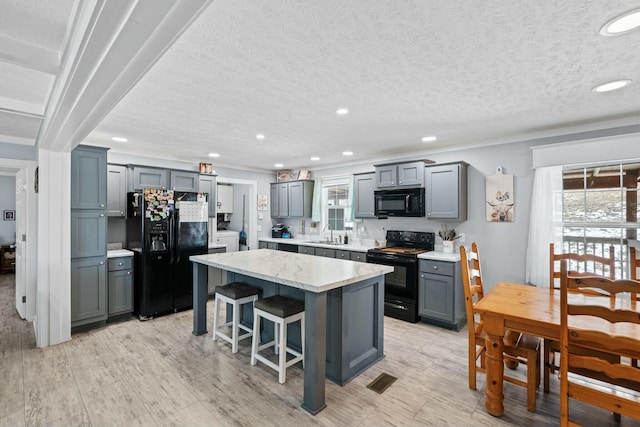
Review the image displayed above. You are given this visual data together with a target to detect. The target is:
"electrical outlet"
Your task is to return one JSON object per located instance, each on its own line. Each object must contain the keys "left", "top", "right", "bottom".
{"left": 458, "top": 233, "right": 465, "bottom": 243}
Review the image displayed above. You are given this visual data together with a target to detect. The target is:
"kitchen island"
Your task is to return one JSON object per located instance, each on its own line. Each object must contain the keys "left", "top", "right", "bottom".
{"left": 190, "top": 249, "right": 393, "bottom": 415}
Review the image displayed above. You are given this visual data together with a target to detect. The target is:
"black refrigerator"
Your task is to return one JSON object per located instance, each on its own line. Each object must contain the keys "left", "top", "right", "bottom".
{"left": 126, "top": 189, "right": 208, "bottom": 319}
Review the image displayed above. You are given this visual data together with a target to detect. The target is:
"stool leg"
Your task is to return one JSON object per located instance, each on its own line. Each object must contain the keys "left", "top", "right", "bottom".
{"left": 212, "top": 295, "right": 220, "bottom": 342}
{"left": 232, "top": 301, "right": 240, "bottom": 353}
{"left": 274, "top": 323, "right": 279, "bottom": 355}
{"left": 279, "top": 320, "right": 287, "bottom": 384}
{"left": 251, "top": 312, "right": 260, "bottom": 366}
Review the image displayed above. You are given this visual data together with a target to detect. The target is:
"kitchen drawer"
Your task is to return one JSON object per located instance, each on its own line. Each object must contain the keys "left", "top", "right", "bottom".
{"left": 315, "top": 248, "right": 336, "bottom": 258}
{"left": 421, "top": 259, "right": 454, "bottom": 276}
{"left": 351, "top": 252, "right": 366, "bottom": 262}
{"left": 267, "top": 242, "right": 278, "bottom": 250}
{"left": 108, "top": 257, "right": 132, "bottom": 271}
{"left": 335, "top": 250, "right": 351, "bottom": 260}
{"left": 259, "top": 241, "right": 268, "bottom": 249}
{"left": 298, "top": 246, "right": 314, "bottom": 255}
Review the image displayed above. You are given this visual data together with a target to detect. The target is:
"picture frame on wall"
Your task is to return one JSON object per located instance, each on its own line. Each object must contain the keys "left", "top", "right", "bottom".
{"left": 3, "top": 210, "right": 15, "bottom": 221}
{"left": 276, "top": 170, "right": 292, "bottom": 182}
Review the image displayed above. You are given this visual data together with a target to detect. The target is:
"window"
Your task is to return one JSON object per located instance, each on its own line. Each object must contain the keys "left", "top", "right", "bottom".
{"left": 321, "top": 178, "right": 352, "bottom": 234}
{"left": 560, "top": 162, "right": 640, "bottom": 278}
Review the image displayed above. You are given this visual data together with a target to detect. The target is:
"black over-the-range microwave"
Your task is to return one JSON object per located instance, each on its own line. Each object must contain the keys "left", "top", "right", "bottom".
{"left": 374, "top": 187, "right": 425, "bottom": 217}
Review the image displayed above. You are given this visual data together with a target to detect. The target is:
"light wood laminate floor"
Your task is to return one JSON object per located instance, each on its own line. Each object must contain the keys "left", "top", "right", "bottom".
{"left": 1, "top": 273, "right": 637, "bottom": 426}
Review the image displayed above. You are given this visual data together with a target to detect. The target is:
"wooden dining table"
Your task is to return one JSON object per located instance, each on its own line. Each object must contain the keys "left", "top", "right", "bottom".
{"left": 474, "top": 281, "right": 640, "bottom": 417}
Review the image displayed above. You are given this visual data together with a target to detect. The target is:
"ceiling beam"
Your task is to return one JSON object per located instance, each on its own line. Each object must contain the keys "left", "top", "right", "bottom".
{"left": 37, "top": 0, "right": 212, "bottom": 152}
{"left": 0, "top": 35, "right": 60, "bottom": 75}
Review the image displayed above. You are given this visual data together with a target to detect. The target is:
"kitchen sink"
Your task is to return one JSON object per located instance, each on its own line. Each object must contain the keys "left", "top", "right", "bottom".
{"left": 306, "top": 240, "right": 344, "bottom": 246}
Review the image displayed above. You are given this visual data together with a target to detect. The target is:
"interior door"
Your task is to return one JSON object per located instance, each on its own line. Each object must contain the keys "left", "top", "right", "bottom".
{"left": 14, "top": 169, "right": 26, "bottom": 318}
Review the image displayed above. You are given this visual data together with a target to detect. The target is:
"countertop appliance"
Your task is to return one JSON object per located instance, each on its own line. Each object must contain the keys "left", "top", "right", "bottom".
{"left": 272, "top": 224, "right": 288, "bottom": 238}
{"left": 374, "top": 188, "right": 425, "bottom": 217}
{"left": 366, "top": 230, "right": 434, "bottom": 323}
{"left": 126, "top": 189, "right": 208, "bottom": 319}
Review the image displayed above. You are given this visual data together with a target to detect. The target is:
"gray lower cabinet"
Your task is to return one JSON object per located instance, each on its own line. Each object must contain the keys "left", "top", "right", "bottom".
{"left": 258, "top": 241, "right": 268, "bottom": 249}
{"left": 170, "top": 170, "right": 199, "bottom": 191}
{"left": 335, "top": 250, "right": 350, "bottom": 260}
{"left": 131, "top": 166, "right": 168, "bottom": 190}
{"left": 315, "top": 248, "right": 336, "bottom": 258}
{"left": 418, "top": 259, "right": 466, "bottom": 330}
{"left": 107, "top": 165, "right": 127, "bottom": 217}
{"left": 71, "top": 257, "right": 108, "bottom": 326}
{"left": 425, "top": 162, "right": 468, "bottom": 221}
{"left": 298, "top": 246, "right": 314, "bottom": 255}
{"left": 108, "top": 257, "right": 133, "bottom": 316}
{"left": 354, "top": 172, "right": 375, "bottom": 218}
{"left": 351, "top": 252, "right": 366, "bottom": 262}
{"left": 199, "top": 175, "right": 217, "bottom": 216}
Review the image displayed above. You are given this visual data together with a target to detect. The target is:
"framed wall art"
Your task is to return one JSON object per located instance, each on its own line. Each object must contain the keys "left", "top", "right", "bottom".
{"left": 486, "top": 166, "right": 514, "bottom": 222}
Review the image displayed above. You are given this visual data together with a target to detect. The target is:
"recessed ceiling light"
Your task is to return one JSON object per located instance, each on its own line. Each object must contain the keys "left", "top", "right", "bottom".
{"left": 336, "top": 108, "right": 349, "bottom": 115}
{"left": 592, "top": 79, "right": 632, "bottom": 93}
{"left": 421, "top": 136, "right": 437, "bottom": 142}
{"left": 256, "top": 134, "right": 265, "bottom": 140}
{"left": 111, "top": 137, "right": 128, "bottom": 142}
{"left": 600, "top": 9, "right": 640, "bottom": 36}
{"left": 310, "top": 156, "right": 320, "bottom": 161}
{"left": 274, "top": 163, "right": 284, "bottom": 168}
{"left": 208, "top": 153, "right": 220, "bottom": 158}
{"left": 342, "top": 151, "right": 354, "bottom": 156}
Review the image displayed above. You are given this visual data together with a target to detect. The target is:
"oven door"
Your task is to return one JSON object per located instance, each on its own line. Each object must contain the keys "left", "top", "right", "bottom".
{"left": 366, "top": 252, "right": 418, "bottom": 300}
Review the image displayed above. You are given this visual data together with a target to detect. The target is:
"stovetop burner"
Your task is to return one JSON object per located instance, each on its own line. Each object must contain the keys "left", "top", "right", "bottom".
{"left": 367, "top": 230, "right": 435, "bottom": 257}
{"left": 373, "top": 246, "right": 430, "bottom": 255}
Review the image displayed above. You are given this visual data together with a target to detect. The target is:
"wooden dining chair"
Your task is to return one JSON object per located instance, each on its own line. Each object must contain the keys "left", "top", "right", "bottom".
{"left": 631, "top": 246, "right": 639, "bottom": 280}
{"left": 544, "top": 243, "right": 615, "bottom": 392}
{"left": 559, "top": 261, "right": 640, "bottom": 426}
{"left": 460, "top": 243, "right": 541, "bottom": 412}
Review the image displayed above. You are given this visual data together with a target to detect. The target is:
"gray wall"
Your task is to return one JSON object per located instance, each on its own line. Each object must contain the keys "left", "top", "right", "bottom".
{"left": 0, "top": 176, "right": 16, "bottom": 245}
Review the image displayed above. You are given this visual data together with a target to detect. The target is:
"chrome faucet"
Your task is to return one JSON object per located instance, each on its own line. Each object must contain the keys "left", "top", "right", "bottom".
{"left": 323, "top": 224, "right": 333, "bottom": 243}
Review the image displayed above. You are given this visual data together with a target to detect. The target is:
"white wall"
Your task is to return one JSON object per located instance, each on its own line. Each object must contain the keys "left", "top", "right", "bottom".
{"left": 0, "top": 176, "right": 16, "bottom": 245}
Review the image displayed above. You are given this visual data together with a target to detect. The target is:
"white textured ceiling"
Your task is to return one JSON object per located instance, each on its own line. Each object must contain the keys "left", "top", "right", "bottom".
{"left": 3, "top": 1, "right": 640, "bottom": 173}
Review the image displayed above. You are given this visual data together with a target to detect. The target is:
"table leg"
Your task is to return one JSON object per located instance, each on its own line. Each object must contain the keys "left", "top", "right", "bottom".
{"left": 301, "top": 291, "right": 327, "bottom": 415}
{"left": 192, "top": 263, "right": 208, "bottom": 336}
{"left": 484, "top": 316, "right": 505, "bottom": 416}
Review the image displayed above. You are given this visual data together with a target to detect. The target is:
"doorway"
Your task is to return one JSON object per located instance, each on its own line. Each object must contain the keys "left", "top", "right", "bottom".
{"left": 216, "top": 177, "right": 257, "bottom": 250}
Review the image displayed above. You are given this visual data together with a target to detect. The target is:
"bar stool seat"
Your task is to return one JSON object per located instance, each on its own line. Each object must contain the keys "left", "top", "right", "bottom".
{"left": 250, "top": 295, "right": 305, "bottom": 384}
{"left": 213, "top": 282, "right": 260, "bottom": 353}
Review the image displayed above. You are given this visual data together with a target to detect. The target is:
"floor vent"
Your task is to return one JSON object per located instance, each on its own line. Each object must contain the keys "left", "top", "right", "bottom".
{"left": 366, "top": 372, "right": 397, "bottom": 394}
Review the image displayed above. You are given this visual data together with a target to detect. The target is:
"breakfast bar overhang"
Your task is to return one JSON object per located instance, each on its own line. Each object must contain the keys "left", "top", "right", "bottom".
{"left": 190, "top": 249, "right": 393, "bottom": 415}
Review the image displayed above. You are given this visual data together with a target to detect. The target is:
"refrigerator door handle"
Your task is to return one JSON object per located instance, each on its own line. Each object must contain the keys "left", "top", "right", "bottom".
{"left": 174, "top": 210, "right": 181, "bottom": 264}
{"left": 168, "top": 213, "right": 175, "bottom": 264}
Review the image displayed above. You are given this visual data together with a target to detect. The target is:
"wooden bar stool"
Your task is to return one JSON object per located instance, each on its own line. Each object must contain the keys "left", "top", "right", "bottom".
{"left": 213, "top": 282, "right": 260, "bottom": 353}
{"left": 250, "top": 295, "right": 305, "bottom": 384}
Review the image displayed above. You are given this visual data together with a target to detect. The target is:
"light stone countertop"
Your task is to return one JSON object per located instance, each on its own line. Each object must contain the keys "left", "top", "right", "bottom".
{"left": 107, "top": 249, "right": 135, "bottom": 258}
{"left": 258, "top": 237, "right": 378, "bottom": 253}
{"left": 190, "top": 249, "right": 393, "bottom": 293}
{"left": 418, "top": 251, "right": 461, "bottom": 262}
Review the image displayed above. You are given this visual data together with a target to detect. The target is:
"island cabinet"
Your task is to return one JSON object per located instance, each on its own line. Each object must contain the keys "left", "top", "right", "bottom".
{"left": 374, "top": 160, "right": 428, "bottom": 189}
{"left": 199, "top": 175, "right": 217, "bottom": 216}
{"left": 71, "top": 145, "right": 108, "bottom": 329}
{"left": 107, "top": 164, "right": 127, "bottom": 217}
{"left": 425, "top": 162, "right": 468, "bottom": 221}
{"left": 270, "top": 180, "right": 314, "bottom": 218}
{"left": 418, "top": 259, "right": 466, "bottom": 330}
{"left": 108, "top": 256, "right": 133, "bottom": 316}
{"left": 354, "top": 172, "right": 375, "bottom": 218}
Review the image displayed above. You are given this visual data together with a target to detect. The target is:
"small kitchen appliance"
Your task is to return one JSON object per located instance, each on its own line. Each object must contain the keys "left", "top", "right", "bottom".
{"left": 272, "top": 224, "right": 288, "bottom": 238}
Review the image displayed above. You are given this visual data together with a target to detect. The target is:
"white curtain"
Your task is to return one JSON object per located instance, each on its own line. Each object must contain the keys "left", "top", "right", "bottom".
{"left": 525, "top": 166, "right": 563, "bottom": 287}
{"left": 311, "top": 177, "right": 322, "bottom": 222}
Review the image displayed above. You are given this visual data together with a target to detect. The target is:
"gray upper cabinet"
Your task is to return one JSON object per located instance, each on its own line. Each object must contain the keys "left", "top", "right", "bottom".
{"left": 270, "top": 180, "right": 314, "bottom": 218}
{"left": 71, "top": 211, "right": 107, "bottom": 258}
{"left": 107, "top": 164, "right": 126, "bottom": 217}
{"left": 199, "top": 175, "right": 217, "bottom": 217}
{"left": 71, "top": 146, "right": 107, "bottom": 209}
{"left": 374, "top": 160, "right": 427, "bottom": 189}
{"left": 425, "top": 162, "right": 468, "bottom": 221}
{"left": 132, "top": 167, "right": 168, "bottom": 190}
{"left": 170, "top": 170, "right": 199, "bottom": 192}
{"left": 288, "top": 180, "right": 313, "bottom": 217}
{"left": 354, "top": 172, "right": 375, "bottom": 218}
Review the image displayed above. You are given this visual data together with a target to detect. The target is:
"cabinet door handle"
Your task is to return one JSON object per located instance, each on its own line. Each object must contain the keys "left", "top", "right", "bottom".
{"left": 99, "top": 204, "right": 105, "bottom": 208}
{"left": 421, "top": 274, "right": 425, "bottom": 278}
{"left": 433, "top": 265, "right": 438, "bottom": 270}
{"left": 399, "top": 181, "right": 403, "bottom": 184}
{"left": 99, "top": 213, "right": 105, "bottom": 217}
{"left": 120, "top": 211, "right": 124, "bottom": 215}
{"left": 99, "top": 261, "right": 104, "bottom": 265}
{"left": 118, "top": 262, "right": 124, "bottom": 266}
{"left": 391, "top": 181, "right": 395, "bottom": 185}
{"left": 127, "top": 271, "right": 131, "bottom": 275}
